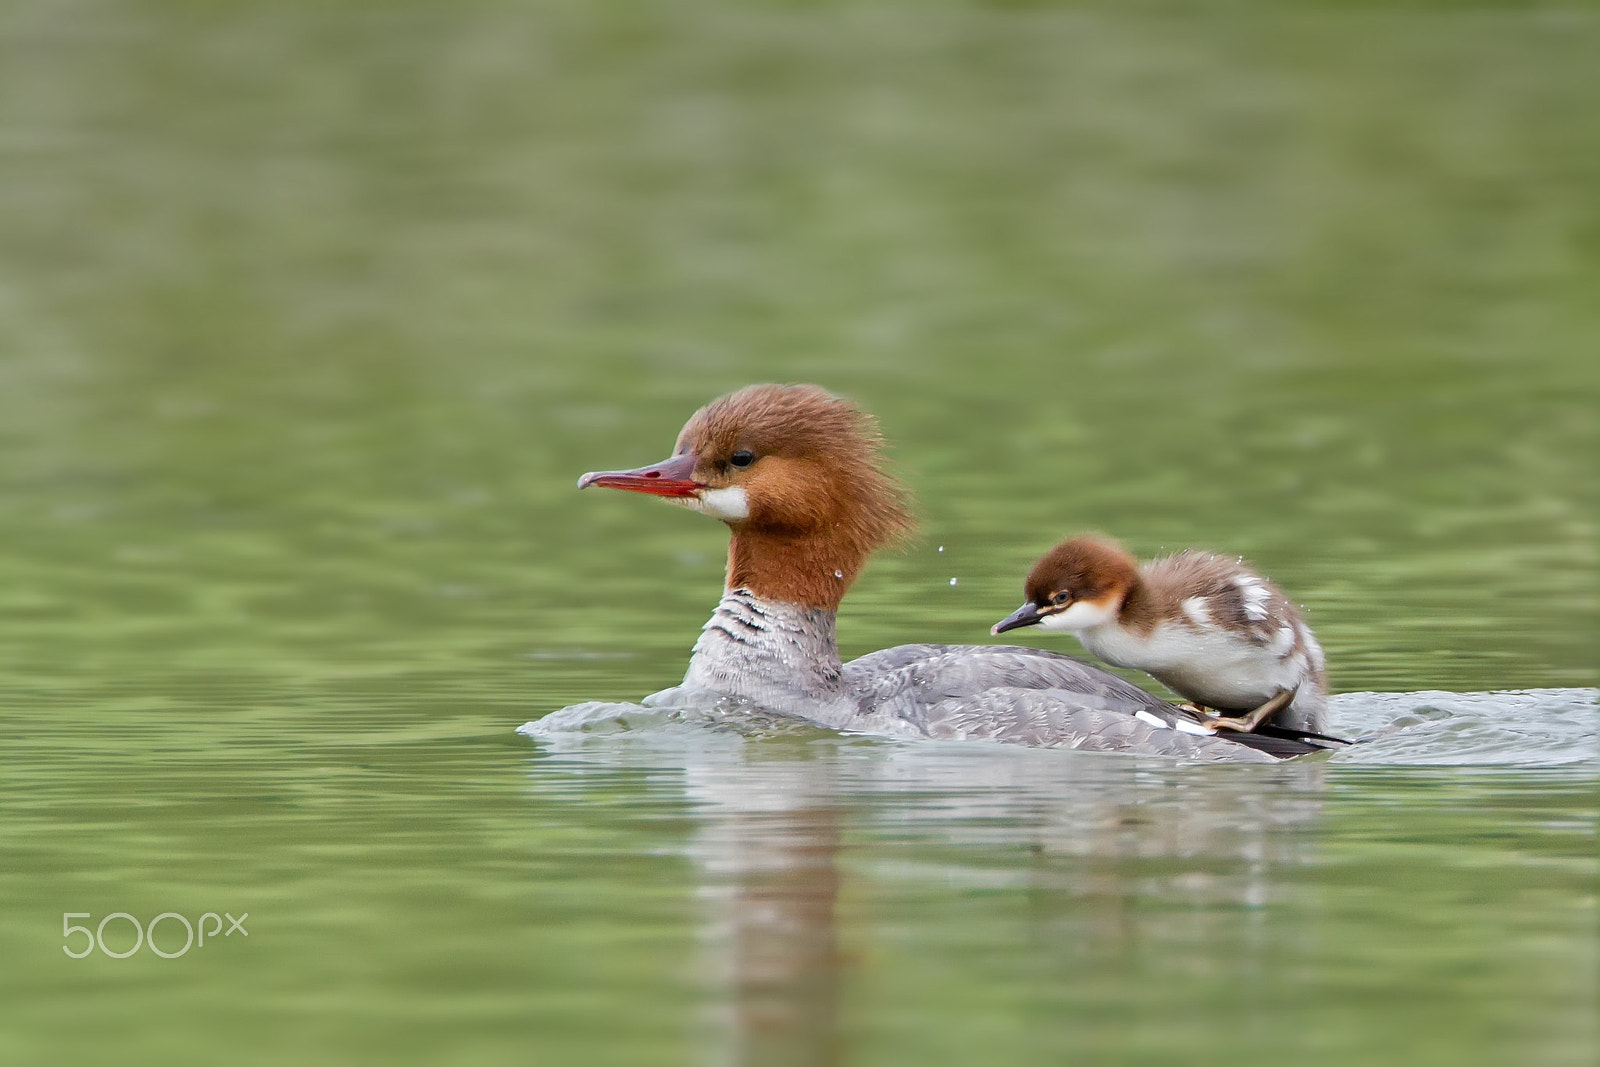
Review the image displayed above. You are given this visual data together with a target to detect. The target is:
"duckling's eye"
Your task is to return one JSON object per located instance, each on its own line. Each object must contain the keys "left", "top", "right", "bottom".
{"left": 729, "top": 450, "right": 756, "bottom": 469}
{"left": 1049, "top": 591, "right": 1073, "bottom": 607}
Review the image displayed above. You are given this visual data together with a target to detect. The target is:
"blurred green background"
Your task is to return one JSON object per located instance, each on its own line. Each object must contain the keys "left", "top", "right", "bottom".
{"left": 0, "top": 0, "right": 1594, "bottom": 704}
{"left": 0, "top": 2, "right": 1595, "bottom": 1065}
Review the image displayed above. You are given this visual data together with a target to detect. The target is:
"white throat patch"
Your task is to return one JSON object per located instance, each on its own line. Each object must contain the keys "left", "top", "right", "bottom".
{"left": 675, "top": 486, "right": 750, "bottom": 523}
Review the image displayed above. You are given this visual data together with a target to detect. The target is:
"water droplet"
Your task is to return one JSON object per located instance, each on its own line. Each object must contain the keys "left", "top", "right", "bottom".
{"left": 949, "top": 578, "right": 958, "bottom": 586}
{"left": 834, "top": 570, "right": 844, "bottom": 579}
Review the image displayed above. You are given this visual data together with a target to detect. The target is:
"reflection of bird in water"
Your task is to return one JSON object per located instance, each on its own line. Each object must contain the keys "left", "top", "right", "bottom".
{"left": 622, "top": 736, "right": 1330, "bottom": 1062}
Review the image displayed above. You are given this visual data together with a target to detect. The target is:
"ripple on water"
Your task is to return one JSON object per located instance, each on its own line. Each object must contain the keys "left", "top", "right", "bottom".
{"left": 520, "top": 688, "right": 1598, "bottom": 770}
{"left": 1327, "top": 688, "right": 1598, "bottom": 768}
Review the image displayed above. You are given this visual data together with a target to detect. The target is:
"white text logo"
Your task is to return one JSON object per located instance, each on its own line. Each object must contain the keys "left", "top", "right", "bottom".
{"left": 63, "top": 912, "right": 249, "bottom": 958}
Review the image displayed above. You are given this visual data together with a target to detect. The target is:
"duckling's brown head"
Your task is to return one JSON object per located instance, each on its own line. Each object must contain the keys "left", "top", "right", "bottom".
{"left": 992, "top": 536, "right": 1139, "bottom": 636}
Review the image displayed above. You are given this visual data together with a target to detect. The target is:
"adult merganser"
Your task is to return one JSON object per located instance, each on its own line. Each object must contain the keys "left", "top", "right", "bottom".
{"left": 992, "top": 535, "right": 1333, "bottom": 737}
{"left": 570, "top": 384, "right": 1330, "bottom": 761}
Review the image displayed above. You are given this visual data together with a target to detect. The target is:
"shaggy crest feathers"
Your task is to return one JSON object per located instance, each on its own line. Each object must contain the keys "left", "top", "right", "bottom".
{"left": 676, "top": 384, "right": 914, "bottom": 610}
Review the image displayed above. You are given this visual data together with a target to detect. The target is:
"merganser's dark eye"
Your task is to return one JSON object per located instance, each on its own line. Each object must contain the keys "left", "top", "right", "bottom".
{"left": 1049, "top": 591, "right": 1073, "bottom": 607}
{"left": 729, "top": 450, "right": 756, "bottom": 469}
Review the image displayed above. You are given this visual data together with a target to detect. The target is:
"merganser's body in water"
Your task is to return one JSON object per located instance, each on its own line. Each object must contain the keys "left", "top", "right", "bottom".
{"left": 993, "top": 536, "right": 1331, "bottom": 737}
{"left": 564, "top": 384, "right": 1334, "bottom": 761}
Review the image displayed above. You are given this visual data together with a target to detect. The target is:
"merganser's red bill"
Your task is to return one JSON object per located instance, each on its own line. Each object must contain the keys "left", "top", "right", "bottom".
{"left": 577, "top": 453, "right": 701, "bottom": 497}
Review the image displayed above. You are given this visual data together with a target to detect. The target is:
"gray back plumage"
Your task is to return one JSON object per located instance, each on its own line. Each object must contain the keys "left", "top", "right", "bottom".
{"left": 675, "top": 591, "right": 1319, "bottom": 761}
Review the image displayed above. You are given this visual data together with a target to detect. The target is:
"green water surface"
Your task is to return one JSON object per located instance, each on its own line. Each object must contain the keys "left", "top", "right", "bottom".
{"left": 1, "top": 2, "right": 1595, "bottom": 1065}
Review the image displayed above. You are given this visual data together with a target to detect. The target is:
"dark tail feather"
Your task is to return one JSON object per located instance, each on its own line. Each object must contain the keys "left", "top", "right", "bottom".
{"left": 1222, "top": 732, "right": 1328, "bottom": 759}
{"left": 1254, "top": 723, "right": 1352, "bottom": 746}
{"left": 1221, "top": 723, "right": 1352, "bottom": 759}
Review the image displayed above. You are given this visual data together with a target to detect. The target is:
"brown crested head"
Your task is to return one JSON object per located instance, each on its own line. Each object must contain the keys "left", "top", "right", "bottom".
{"left": 677, "top": 384, "right": 914, "bottom": 608}
{"left": 1024, "top": 535, "right": 1140, "bottom": 611}
{"left": 674, "top": 385, "right": 907, "bottom": 533}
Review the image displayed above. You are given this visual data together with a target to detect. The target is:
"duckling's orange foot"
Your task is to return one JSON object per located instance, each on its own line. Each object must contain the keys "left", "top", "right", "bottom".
{"left": 1205, "top": 688, "right": 1297, "bottom": 734}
